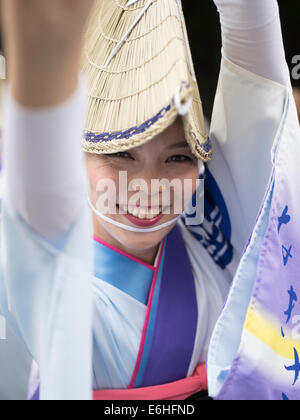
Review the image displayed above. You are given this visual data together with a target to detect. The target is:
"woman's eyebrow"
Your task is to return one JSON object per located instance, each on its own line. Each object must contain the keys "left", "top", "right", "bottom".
{"left": 167, "top": 141, "right": 189, "bottom": 150}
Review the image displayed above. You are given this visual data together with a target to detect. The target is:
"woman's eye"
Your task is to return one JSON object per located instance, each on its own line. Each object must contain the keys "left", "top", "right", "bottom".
{"left": 167, "top": 155, "right": 192, "bottom": 163}
{"left": 111, "top": 152, "right": 134, "bottom": 160}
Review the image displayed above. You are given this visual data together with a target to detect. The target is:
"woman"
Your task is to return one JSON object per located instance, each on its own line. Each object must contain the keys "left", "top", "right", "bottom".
{"left": 0, "top": 0, "right": 299, "bottom": 400}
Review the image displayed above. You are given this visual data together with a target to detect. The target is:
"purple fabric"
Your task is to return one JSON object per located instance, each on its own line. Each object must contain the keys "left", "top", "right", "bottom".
{"left": 216, "top": 97, "right": 300, "bottom": 400}
{"left": 140, "top": 225, "right": 198, "bottom": 387}
{"left": 28, "top": 225, "right": 198, "bottom": 398}
{"left": 30, "top": 387, "right": 40, "bottom": 401}
{"left": 217, "top": 360, "right": 298, "bottom": 400}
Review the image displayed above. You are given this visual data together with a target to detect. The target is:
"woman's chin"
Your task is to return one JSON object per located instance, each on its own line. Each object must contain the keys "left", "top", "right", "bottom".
{"left": 113, "top": 224, "right": 170, "bottom": 251}
{"left": 96, "top": 214, "right": 176, "bottom": 258}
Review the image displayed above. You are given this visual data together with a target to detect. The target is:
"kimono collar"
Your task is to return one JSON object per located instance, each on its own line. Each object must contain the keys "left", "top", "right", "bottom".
{"left": 93, "top": 236, "right": 160, "bottom": 305}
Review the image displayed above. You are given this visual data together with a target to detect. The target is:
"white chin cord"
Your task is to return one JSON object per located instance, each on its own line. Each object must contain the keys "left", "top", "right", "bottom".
{"left": 87, "top": 197, "right": 180, "bottom": 233}
{"left": 88, "top": 164, "right": 205, "bottom": 234}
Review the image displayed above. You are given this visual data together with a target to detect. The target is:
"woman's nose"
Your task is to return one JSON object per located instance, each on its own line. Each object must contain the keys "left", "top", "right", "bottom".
{"left": 128, "top": 166, "right": 168, "bottom": 200}
{"left": 130, "top": 166, "right": 160, "bottom": 187}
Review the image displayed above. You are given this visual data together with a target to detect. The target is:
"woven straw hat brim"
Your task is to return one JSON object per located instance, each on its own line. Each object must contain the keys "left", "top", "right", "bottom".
{"left": 82, "top": 0, "right": 212, "bottom": 162}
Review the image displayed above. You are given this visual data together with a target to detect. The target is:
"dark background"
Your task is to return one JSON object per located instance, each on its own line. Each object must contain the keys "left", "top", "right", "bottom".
{"left": 0, "top": 1, "right": 299, "bottom": 118}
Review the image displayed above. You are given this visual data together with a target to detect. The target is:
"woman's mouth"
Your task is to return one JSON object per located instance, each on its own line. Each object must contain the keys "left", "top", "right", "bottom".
{"left": 118, "top": 204, "right": 168, "bottom": 227}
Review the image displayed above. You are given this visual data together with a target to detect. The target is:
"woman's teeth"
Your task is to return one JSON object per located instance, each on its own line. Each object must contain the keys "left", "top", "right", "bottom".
{"left": 119, "top": 205, "right": 163, "bottom": 220}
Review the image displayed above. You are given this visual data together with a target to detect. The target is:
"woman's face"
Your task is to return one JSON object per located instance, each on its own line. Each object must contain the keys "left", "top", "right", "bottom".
{"left": 86, "top": 118, "right": 199, "bottom": 264}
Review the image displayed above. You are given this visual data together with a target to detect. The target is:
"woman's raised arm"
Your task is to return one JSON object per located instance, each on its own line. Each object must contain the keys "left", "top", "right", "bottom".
{"left": 1, "top": 0, "right": 94, "bottom": 240}
{"left": 0, "top": 2, "right": 95, "bottom": 400}
{"left": 213, "top": 0, "right": 290, "bottom": 86}
{"left": 2, "top": 0, "right": 94, "bottom": 107}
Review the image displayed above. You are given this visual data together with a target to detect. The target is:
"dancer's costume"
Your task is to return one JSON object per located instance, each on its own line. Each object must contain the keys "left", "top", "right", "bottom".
{"left": 0, "top": 64, "right": 33, "bottom": 401}
{"left": 0, "top": 0, "right": 299, "bottom": 400}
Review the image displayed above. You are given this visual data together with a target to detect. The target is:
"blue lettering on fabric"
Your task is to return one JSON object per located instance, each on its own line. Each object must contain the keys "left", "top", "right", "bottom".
{"left": 278, "top": 206, "right": 291, "bottom": 233}
{"left": 284, "top": 286, "right": 298, "bottom": 324}
{"left": 183, "top": 166, "right": 233, "bottom": 270}
{"left": 282, "top": 245, "right": 293, "bottom": 267}
{"left": 278, "top": 205, "right": 300, "bottom": 398}
{"left": 285, "top": 348, "right": 300, "bottom": 386}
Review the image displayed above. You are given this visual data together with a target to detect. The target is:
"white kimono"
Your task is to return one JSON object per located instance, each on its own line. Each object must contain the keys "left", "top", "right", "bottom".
{"left": 0, "top": 0, "right": 296, "bottom": 400}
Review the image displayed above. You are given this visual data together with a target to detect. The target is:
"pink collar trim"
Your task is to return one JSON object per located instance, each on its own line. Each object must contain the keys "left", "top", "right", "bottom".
{"left": 93, "top": 236, "right": 155, "bottom": 271}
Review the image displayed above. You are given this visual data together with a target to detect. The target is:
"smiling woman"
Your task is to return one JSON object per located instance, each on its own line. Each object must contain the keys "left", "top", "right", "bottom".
{"left": 0, "top": 0, "right": 300, "bottom": 402}
{"left": 86, "top": 117, "right": 200, "bottom": 264}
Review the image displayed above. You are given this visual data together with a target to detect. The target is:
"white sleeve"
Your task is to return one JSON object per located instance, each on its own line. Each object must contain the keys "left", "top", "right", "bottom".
{"left": 0, "top": 82, "right": 94, "bottom": 400}
{"left": 199, "top": 0, "right": 293, "bottom": 261}
{"left": 214, "top": 0, "right": 290, "bottom": 86}
{"left": 2, "top": 80, "right": 87, "bottom": 241}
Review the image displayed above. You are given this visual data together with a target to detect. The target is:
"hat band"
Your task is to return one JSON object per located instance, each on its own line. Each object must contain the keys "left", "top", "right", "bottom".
{"left": 83, "top": 101, "right": 212, "bottom": 158}
{"left": 84, "top": 103, "right": 171, "bottom": 144}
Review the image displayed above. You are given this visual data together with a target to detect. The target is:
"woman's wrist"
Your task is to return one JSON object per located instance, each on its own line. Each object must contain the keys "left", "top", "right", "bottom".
{"left": 8, "top": 46, "right": 82, "bottom": 108}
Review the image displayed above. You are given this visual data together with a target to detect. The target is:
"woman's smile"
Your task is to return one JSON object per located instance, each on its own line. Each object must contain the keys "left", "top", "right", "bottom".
{"left": 117, "top": 204, "right": 170, "bottom": 226}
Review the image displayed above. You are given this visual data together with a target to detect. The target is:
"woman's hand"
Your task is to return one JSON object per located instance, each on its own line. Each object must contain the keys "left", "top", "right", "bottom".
{"left": 1, "top": 0, "right": 94, "bottom": 107}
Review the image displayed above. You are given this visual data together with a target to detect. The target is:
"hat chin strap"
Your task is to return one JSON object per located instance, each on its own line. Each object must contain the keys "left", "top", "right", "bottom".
{"left": 87, "top": 197, "right": 180, "bottom": 233}
{"left": 88, "top": 163, "right": 205, "bottom": 233}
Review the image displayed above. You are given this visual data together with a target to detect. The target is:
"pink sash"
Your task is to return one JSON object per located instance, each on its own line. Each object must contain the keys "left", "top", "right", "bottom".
{"left": 93, "top": 364, "right": 207, "bottom": 401}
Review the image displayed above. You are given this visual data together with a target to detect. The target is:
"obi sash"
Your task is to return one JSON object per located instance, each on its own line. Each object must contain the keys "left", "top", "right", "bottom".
{"left": 93, "top": 364, "right": 208, "bottom": 400}
{"left": 28, "top": 224, "right": 202, "bottom": 400}
{"left": 207, "top": 88, "right": 300, "bottom": 399}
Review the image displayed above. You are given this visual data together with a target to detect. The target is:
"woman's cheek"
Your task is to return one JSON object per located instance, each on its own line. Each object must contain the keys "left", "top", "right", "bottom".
{"left": 180, "top": 166, "right": 200, "bottom": 204}
{"left": 86, "top": 160, "right": 118, "bottom": 196}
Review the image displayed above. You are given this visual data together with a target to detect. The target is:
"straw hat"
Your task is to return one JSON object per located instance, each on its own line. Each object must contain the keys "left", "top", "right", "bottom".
{"left": 82, "top": 0, "right": 212, "bottom": 162}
